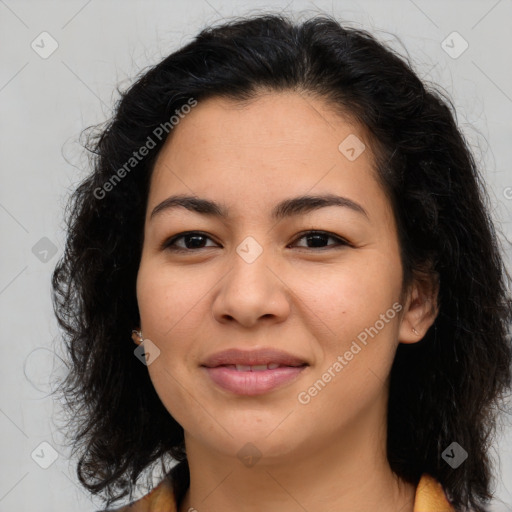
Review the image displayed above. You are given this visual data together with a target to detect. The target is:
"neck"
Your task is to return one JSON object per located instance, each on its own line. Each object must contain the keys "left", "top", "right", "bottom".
{"left": 177, "top": 406, "right": 415, "bottom": 512}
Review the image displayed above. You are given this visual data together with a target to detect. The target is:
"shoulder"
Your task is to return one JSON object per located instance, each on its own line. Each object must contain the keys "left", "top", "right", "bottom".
{"left": 414, "top": 473, "right": 455, "bottom": 512}
{"left": 99, "top": 477, "right": 177, "bottom": 512}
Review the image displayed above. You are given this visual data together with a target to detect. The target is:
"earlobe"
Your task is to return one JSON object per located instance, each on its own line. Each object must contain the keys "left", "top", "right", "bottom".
{"left": 398, "top": 273, "right": 439, "bottom": 344}
{"left": 132, "top": 329, "right": 144, "bottom": 345}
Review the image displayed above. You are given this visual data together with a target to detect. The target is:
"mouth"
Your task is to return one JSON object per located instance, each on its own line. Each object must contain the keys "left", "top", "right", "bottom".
{"left": 216, "top": 363, "right": 306, "bottom": 371}
{"left": 201, "top": 365, "right": 308, "bottom": 395}
{"left": 201, "top": 347, "right": 308, "bottom": 369}
{"left": 200, "top": 348, "right": 309, "bottom": 395}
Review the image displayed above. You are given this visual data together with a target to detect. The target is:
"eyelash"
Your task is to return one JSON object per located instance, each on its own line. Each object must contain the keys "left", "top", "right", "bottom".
{"left": 161, "top": 230, "right": 351, "bottom": 253}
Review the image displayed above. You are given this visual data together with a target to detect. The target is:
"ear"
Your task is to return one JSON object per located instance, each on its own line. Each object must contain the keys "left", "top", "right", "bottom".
{"left": 398, "top": 272, "right": 440, "bottom": 344}
{"left": 131, "top": 329, "right": 144, "bottom": 346}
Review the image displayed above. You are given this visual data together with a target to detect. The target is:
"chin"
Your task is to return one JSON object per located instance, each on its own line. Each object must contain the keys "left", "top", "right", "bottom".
{"left": 207, "top": 431, "right": 304, "bottom": 466}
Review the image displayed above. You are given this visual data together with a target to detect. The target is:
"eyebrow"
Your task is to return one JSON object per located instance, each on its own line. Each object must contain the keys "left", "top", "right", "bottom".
{"left": 150, "top": 193, "right": 369, "bottom": 222}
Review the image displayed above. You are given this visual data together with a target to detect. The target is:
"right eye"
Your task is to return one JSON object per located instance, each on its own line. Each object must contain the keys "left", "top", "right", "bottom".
{"left": 161, "top": 231, "right": 220, "bottom": 252}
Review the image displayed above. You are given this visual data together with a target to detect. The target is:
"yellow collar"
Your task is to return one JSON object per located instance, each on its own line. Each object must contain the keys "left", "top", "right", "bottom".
{"left": 112, "top": 472, "right": 454, "bottom": 511}
{"left": 413, "top": 473, "right": 455, "bottom": 511}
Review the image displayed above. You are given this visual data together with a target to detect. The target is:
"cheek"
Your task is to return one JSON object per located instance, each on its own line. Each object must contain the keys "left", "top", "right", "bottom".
{"left": 136, "top": 259, "right": 206, "bottom": 336}
{"left": 295, "top": 252, "right": 402, "bottom": 339}
{"left": 136, "top": 268, "right": 171, "bottom": 337}
{"left": 136, "top": 262, "right": 204, "bottom": 425}
{"left": 136, "top": 259, "right": 215, "bottom": 389}
{"left": 295, "top": 263, "right": 401, "bottom": 414}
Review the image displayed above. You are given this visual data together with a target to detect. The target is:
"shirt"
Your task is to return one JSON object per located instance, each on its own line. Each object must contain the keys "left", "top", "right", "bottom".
{"left": 106, "top": 472, "right": 455, "bottom": 511}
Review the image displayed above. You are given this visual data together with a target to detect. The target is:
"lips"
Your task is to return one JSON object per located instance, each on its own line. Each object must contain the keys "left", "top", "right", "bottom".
{"left": 201, "top": 348, "right": 309, "bottom": 395}
{"left": 201, "top": 348, "right": 308, "bottom": 368}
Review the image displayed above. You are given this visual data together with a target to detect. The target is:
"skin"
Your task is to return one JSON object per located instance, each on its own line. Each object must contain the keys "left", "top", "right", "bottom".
{"left": 135, "top": 91, "right": 438, "bottom": 512}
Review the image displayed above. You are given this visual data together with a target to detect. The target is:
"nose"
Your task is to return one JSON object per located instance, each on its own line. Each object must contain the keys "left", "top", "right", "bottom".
{"left": 211, "top": 244, "right": 291, "bottom": 328}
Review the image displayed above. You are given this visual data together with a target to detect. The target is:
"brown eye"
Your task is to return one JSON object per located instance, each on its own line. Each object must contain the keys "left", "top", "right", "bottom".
{"left": 162, "top": 231, "right": 219, "bottom": 252}
{"left": 290, "top": 231, "right": 350, "bottom": 249}
{"left": 161, "top": 230, "right": 350, "bottom": 253}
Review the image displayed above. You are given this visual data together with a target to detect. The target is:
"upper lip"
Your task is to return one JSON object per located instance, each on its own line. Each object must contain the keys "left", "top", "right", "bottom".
{"left": 201, "top": 348, "right": 308, "bottom": 368}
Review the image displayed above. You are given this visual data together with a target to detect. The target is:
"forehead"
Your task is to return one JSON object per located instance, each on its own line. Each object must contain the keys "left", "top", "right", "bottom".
{"left": 155, "top": 91, "right": 370, "bottom": 164}
{"left": 147, "top": 91, "right": 390, "bottom": 224}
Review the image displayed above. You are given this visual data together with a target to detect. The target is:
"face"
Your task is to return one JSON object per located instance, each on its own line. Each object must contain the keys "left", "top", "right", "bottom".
{"left": 136, "top": 91, "right": 413, "bottom": 463}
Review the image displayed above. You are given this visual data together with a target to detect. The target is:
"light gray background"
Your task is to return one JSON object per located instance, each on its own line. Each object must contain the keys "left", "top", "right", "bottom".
{"left": 1, "top": 0, "right": 511, "bottom": 510}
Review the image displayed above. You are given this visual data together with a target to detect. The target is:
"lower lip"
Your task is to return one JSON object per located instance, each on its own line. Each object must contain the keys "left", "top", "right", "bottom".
{"left": 202, "top": 365, "right": 307, "bottom": 396}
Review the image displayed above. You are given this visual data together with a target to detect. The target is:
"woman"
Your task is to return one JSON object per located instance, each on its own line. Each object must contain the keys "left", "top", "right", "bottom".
{"left": 51, "top": 12, "right": 512, "bottom": 512}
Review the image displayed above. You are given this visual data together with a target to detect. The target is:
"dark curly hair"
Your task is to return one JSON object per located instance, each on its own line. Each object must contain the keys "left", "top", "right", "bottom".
{"left": 51, "top": 11, "right": 512, "bottom": 512}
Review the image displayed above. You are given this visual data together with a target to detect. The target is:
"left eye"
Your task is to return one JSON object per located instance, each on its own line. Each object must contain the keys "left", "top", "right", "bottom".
{"left": 162, "top": 230, "right": 349, "bottom": 252}
{"left": 290, "top": 231, "right": 349, "bottom": 249}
